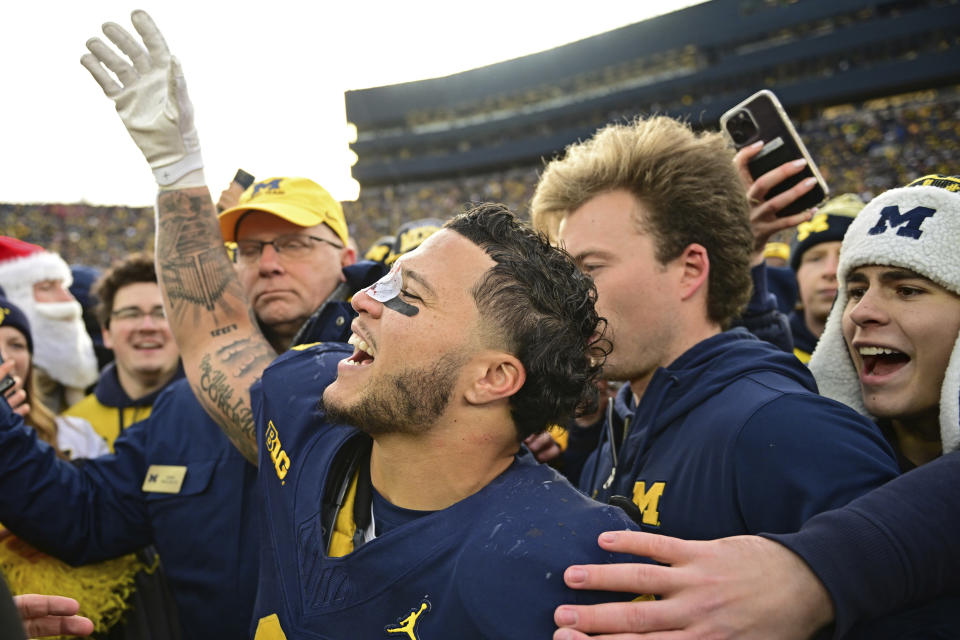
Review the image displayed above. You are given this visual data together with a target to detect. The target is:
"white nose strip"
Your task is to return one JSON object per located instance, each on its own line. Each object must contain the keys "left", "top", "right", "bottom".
{"left": 363, "top": 265, "right": 403, "bottom": 303}
{"left": 360, "top": 264, "right": 419, "bottom": 316}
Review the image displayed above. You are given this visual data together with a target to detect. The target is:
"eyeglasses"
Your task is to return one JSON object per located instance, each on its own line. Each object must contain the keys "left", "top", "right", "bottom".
{"left": 234, "top": 234, "right": 344, "bottom": 263}
{"left": 111, "top": 306, "right": 167, "bottom": 323}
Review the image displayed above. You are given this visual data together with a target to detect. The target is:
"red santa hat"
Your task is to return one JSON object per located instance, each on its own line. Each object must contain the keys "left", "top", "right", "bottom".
{"left": 0, "top": 237, "right": 73, "bottom": 299}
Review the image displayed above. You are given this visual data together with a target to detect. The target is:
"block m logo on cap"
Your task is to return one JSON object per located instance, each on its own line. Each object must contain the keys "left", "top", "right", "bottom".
{"left": 867, "top": 205, "right": 935, "bottom": 240}
{"left": 251, "top": 178, "right": 283, "bottom": 198}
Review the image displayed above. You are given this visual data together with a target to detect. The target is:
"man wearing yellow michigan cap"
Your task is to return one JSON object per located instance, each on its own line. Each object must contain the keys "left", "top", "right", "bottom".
{"left": 0, "top": 13, "right": 368, "bottom": 640}
{"left": 0, "top": 168, "right": 357, "bottom": 640}
{"left": 219, "top": 176, "right": 356, "bottom": 352}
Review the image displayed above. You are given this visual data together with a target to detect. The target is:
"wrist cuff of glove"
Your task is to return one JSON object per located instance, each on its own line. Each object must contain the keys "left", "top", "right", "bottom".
{"left": 158, "top": 168, "right": 207, "bottom": 191}
{"left": 153, "top": 152, "right": 204, "bottom": 187}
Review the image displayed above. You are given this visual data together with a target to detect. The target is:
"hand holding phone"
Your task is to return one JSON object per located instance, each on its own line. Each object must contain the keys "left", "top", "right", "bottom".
{"left": 0, "top": 356, "right": 30, "bottom": 417}
{"left": 217, "top": 169, "right": 256, "bottom": 213}
{"left": 721, "top": 90, "right": 828, "bottom": 218}
{"left": 0, "top": 354, "right": 16, "bottom": 395}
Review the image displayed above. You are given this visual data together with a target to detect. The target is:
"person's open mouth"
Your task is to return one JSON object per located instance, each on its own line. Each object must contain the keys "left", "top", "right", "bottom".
{"left": 858, "top": 344, "right": 910, "bottom": 379}
{"left": 344, "top": 333, "right": 376, "bottom": 366}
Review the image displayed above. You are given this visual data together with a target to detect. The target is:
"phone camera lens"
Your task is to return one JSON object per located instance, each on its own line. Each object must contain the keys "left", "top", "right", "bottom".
{"left": 728, "top": 110, "right": 758, "bottom": 145}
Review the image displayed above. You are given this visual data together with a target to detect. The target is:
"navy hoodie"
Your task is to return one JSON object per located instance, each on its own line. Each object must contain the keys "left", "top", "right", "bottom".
{"left": 789, "top": 309, "right": 820, "bottom": 364}
{"left": 580, "top": 328, "right": 900, "bottom": 540}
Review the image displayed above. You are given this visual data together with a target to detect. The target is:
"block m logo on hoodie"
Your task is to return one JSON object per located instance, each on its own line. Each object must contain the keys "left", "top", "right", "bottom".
{"left": 867, "top": 205, "right": 935, "bottom": 239}
{"left": 631, "top": 481, "right": 665, "bottom": 527}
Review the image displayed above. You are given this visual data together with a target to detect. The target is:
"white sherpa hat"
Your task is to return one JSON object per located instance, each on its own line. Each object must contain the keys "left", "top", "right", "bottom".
{"left": 810, "top": 175, "right": 960, "bottom": 454}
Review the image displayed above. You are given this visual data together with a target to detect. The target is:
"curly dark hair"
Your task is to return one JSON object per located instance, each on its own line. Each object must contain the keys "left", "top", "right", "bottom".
{"left": 446, "top": 203, "right": 609, "bottom": 441}
{"left": 94, "top": 252, "right": 158, "bottom": 328}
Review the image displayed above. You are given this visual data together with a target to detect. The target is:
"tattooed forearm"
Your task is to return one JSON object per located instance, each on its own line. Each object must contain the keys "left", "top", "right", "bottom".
{"left": 161, "top": 248, "right": 233, "bottom": 311}
{"left": 155, "top": 189, "right": 246, "bottom": 323}
{"left": 155, "top": 190, "right": 221, "bottom": 260}
{"left": 197, "top": 353, "right": 258, "bottom": 463}
{"left": 216, "top": 337, "right": 277, "bottom": 379}
{"left": 153, "top": 188, "right": 275, "bottom": 465}
{"left": 193, "top": 337, "right": 275, "bottom": 463}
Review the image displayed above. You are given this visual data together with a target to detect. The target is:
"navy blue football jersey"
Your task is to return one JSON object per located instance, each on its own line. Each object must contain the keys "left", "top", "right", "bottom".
{"left": 251, "top": 342, "right": 642, "bottom": 639}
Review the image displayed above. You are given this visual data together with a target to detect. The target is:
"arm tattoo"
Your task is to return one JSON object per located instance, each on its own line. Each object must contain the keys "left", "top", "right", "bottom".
{"left": 154, "top": 189, "right": 276, "bottom": 465}
{"left": 216, "top": 337, "right": 277, "bottom": 380}
{"left": 211, "top": 324, "right": 238, "bottom": 337}
{"left": 196, "top": 353, "right": 258, "bottom": 463}
{"left": 155, "top": 191, "right": 245, "bottom": 323}
{"left": 193, "top": 338, "right": 274, "bottom": 464}
{"left": 162, "top": 247, "right": 231, "bottom": 311}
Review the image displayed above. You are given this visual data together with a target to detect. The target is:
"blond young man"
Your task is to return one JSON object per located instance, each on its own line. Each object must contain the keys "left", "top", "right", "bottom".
{"left": 531, "top": 116, "right": 898, "bottom": 544}
{"left": 552, "top": 176, "right": 960, "bottom": 640}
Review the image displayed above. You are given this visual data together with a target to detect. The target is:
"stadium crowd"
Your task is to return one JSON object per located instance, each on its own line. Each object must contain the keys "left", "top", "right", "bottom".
{"left": 344, "top": 86, "right": 960, "bottom": 250}
{"left": 0, "top": 8, "right": 958, "bottom": 640}
{"left": 3, "top": 88, "right": 956, "bottom": 266}
{"left": 0, "top": 203, "right": 153, "bottom": 271}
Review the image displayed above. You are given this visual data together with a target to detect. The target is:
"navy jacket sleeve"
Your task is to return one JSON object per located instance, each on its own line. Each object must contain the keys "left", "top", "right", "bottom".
{"left": 0, "top": 397, "right": 153, "bottom": 564}
{"left": 734, "top": 393, "right": 900, "bottom": 534}
{"left": 731, "top": 263, "right": 794, "bottom": 354}
{"left": 764, "top": 451, "right": 960, "bottom": 637}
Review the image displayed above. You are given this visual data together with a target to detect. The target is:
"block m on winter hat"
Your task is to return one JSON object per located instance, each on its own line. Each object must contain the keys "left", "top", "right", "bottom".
{"left": 810, "top": 175, "right": 960, "bottom": 454}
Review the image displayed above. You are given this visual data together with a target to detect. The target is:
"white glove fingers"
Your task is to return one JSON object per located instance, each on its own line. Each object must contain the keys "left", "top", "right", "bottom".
{"left": 130, "top": 10, "right": 171, "bottom": 67}
{"left": 85, "top": 37, "right": 138, "bottom": 87}
{"left": 85, "top": 9, "right": 205, "bottom": 188}
{"left": 80, "top": 52, "right": 123, "bottom": 97}
{"left": 169, "top": 58, "right": 198, "bottom": 141}
{"left": 102, "top": 21, "right": 151, "bottom": 75}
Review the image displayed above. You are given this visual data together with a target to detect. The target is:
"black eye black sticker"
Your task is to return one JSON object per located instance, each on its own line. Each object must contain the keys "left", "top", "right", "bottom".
{"left": 383, "top": 297, "right": 419, "bottom": 317}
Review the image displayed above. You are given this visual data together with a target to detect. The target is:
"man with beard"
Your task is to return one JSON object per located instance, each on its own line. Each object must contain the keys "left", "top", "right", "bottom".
{"left": 247, "top": 206, "right": 641, "bottom": 638}
{"left": 76, "top": 13, "right": 645, "bottom": 637}
{"left": 0, "top": 237, "right": 99, "bottom": 412}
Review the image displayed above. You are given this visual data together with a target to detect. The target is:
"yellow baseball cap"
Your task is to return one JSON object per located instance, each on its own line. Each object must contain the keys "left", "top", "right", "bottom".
{"left": 762, "top": 241, "right": 790, "bottom": 262}
{"left": 218, "top": 177, "right": 349, "bottom": 246}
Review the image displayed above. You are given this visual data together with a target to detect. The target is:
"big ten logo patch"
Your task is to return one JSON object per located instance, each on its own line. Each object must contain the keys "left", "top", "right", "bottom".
{"left": 631, "top": 481, "right": 666, "bottom": 527}
{"left": 868, "top": 206, "right": 935, "bottom": 239}
{"left": 265, "top": 420, "right": 291, "bottom": 483}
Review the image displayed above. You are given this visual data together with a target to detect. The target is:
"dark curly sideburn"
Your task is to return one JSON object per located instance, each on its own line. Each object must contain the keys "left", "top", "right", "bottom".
{"left": 445, "top": 203, "right": 610, "bottom": 441}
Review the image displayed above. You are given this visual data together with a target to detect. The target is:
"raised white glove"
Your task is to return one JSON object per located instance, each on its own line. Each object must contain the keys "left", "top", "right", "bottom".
{"left": 81, "top": 10, "right": 204, "bottom": 189}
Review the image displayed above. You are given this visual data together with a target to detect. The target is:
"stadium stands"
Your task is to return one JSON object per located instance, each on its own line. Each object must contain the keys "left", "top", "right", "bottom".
{"left": 0, "top": 203, "right": 153, "bottom": 270}
{"left": 3, "top": 0, "right": 958, "bottom": 260}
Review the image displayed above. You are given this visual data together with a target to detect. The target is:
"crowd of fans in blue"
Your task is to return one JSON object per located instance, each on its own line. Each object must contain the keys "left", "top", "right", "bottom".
{"left": 0, "top": 8, "right": 957, "bottom": 639}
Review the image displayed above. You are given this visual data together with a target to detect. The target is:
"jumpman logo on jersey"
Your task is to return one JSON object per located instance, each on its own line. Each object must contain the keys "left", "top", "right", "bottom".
{"left": 384, "top": 598, "right": 431, "bottom": 639}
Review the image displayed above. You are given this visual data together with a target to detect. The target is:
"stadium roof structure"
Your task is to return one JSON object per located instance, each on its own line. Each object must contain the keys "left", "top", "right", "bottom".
{"left": 345, "top": 0, "right": 960, "bottom": 185}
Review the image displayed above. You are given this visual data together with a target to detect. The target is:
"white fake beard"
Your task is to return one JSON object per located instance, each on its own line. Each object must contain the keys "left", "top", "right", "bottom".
{"left": 29, "top": 300, "right": 99, "bottom": 389}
